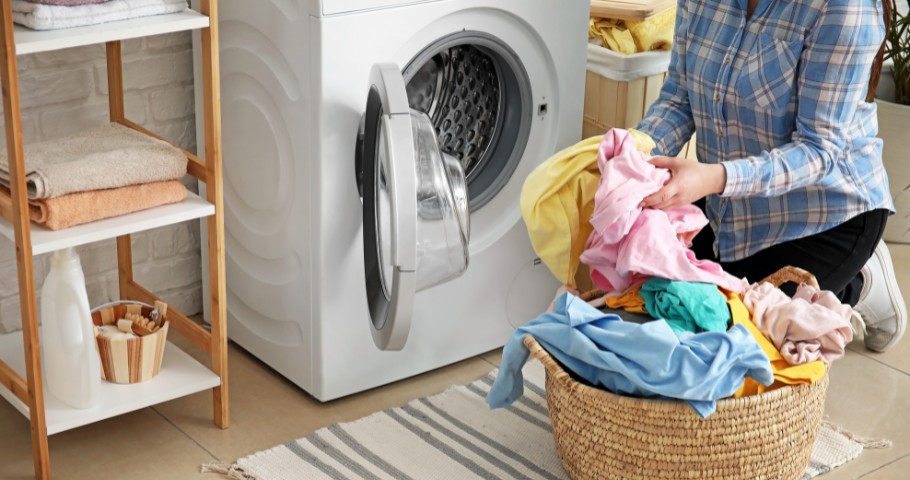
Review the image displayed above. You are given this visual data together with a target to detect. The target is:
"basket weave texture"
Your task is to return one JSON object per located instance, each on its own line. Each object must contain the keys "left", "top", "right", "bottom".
{"left": 525, "top": 335, "right": 828, "bottom": 479}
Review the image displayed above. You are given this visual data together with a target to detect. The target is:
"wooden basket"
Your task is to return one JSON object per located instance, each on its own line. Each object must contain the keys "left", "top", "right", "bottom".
{"left": 92, "top": 301, "right": 169, "bottom": 384}
{"left": 529, "top": 266, "right": 829, "bottom": 479}
{"left": 582, "top": 58, "right": 698, "bottom": 161}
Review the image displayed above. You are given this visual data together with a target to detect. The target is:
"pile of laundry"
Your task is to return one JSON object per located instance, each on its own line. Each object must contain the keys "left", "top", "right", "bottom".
{"left": 488, "top": 129, "right": 855, "bottom": 418}
{"left": 0, "top": 122, "right": 188, "bottom": 230}
{"left": 12, "top": 0, "right": 188, "bottom": 31}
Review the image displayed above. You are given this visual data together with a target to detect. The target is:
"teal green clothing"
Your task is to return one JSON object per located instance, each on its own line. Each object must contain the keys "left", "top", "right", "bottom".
{"left": 641, "top": 277, "right": 731, "bottom": 334}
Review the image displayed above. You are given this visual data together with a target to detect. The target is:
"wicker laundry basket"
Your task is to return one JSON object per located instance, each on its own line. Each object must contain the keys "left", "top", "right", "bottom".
{"left": 528, "top": 266, "right": 830, "bottom": 480}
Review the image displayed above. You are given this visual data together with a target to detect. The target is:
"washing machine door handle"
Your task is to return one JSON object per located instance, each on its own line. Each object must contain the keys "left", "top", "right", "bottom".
{"left": 362, "top": 62, "right": 419, "bottom": 351}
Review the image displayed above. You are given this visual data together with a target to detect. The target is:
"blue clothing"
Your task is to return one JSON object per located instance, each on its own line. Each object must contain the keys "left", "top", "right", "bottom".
{"left": 487, "top": 293, "right": 773, "bottom": 418}
{"left": 635, "top": 0, "right": 893, "bottom": 261}
{"left": 640, "top": 277, "right": 731, "bottom": 333}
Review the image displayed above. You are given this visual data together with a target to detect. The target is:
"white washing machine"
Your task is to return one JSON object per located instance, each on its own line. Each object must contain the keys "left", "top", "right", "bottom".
{"left": 209, "top": 0, "right": 587, "bottom": 401}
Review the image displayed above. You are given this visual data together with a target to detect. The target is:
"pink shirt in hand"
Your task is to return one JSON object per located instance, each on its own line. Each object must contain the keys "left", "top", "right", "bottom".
{"left": 579, "top": 129, "right": 745, "bottom": 293}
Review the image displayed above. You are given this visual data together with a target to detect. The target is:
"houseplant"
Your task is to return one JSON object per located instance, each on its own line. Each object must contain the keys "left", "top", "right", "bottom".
{"left": 877, "top": 0, "right": 910, "bottom": 242}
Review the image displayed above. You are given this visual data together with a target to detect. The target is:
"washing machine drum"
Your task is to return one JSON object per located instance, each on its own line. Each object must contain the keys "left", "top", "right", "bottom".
{"left": 360, "top": 63, "right": 471, "bottom": 351}
{"left": 405, "top": 45, "right": 500, "bottom": 181}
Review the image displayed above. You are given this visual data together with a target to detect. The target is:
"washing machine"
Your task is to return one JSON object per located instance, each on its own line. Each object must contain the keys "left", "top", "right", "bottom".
{"left": 210, "top": 0, "right": 587, "bottom": 401}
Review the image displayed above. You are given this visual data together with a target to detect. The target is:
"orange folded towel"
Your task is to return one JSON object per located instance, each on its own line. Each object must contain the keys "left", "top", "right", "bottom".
{"left": 1, "top": 180, "right": 187, "bottom": 230}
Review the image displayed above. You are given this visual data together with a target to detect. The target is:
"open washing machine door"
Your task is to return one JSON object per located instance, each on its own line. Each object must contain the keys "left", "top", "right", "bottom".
{"left": 359, "top": 62, "right": 470, "bottom": 351}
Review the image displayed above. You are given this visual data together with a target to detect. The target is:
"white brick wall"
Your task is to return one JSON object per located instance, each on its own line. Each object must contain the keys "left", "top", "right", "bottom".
{"left": 0, "top": 32, "right": 202, "bottom": 334}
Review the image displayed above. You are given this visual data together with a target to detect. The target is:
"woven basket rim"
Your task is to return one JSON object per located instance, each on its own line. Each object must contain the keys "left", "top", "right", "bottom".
{"left": 523, "top": 334, "right": 827, "bottom": 412}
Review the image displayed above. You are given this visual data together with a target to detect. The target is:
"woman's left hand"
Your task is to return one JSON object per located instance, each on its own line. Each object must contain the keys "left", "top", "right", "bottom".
{"left": 640, "top": 157, "right": 727, "bottom": 210}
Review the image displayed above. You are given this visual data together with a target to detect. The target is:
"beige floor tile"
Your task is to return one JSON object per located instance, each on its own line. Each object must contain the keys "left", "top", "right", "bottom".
{"left": 480, "top": 347, "right": 503, "bottom": 367}
{"left": 816, "top": 349, "right": 910, "bottom": 479}
{"left": 857, "top": 454, "right": 910, "bottom": 479}
{"left": 0, "top": 398, "right": 214, "bottom": 480}
{"left": 153, "top": 337, "right": 497, "bottom": 463}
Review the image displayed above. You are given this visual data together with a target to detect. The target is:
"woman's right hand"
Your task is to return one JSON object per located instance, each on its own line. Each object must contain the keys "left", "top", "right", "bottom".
{"left": 640, "top": 156, "right": 727, "bottom": 210}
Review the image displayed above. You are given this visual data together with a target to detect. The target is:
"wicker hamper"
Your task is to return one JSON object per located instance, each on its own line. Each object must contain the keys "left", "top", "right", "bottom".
{"left": 527, "top": 266, "right": 830, "bottom": 480}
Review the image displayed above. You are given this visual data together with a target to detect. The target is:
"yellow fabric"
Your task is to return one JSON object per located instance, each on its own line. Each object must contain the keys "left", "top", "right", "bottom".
{"left": 625, "top": 9, "right": 676, "bottom": 52}
{"left": 726, "top": 291, "right": 827, "bottom": 398}
{"left": 589, "top": 18, "right": 637, "bottom": 54}
{"left": 604, "top": 286, "right": 648, "bottom": 314}
{"left": 588, "top": 9, "right": 676, "bottom": 54}
{"left": 520, "top": 131, "right": 655, "bottom": 287}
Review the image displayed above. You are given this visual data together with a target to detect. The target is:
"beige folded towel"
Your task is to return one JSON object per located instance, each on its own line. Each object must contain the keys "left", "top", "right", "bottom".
{"left": 0, "top": 123, "right": 187, "bottom": 199}
{"left": 0, "top": 180, "right": 188, "bottom": 230}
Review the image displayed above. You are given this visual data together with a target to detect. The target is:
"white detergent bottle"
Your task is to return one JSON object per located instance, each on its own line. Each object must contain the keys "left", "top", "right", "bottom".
{"left": 41, "top": 247, "right": 100, "bottom": 409}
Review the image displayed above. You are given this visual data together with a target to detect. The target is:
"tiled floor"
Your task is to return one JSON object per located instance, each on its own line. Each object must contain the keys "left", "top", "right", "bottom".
{"left": 2, "top": 246, "right": 910, "bottom": 479}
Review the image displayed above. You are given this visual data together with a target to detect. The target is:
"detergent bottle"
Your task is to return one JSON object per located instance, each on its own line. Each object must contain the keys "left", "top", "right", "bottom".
{"left": 41, "top": 247, "right": 100, "bottom": 409}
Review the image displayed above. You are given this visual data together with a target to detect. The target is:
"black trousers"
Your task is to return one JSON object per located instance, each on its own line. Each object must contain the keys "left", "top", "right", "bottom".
{"left": 690, "top": 204, "right": 889, "bottom": 306}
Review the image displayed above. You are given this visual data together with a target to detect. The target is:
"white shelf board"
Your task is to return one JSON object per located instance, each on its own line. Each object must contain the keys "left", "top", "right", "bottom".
{"left": 0, "top": 191, "right": 214, "bottom": 255}
{"left": 14, "top": 9, "right": 209, "bottom": 56}
{"left": 0, "top": 332, "right": 220, "bottom": 435}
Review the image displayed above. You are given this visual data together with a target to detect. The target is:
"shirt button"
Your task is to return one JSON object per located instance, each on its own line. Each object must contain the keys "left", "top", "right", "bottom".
{"left": 717, "top": 130, "right": 723, "bottom": 138}
{"left": 714, "top": 93, "right": 721, "bottom": 101}
{"left": 724, "top": 57, "right": 731, "bottom": 65}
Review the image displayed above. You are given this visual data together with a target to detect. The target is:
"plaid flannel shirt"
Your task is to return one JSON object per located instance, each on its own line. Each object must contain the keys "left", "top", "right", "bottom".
{"left": 636, "top": 0, "right": 894, "bottom": 261}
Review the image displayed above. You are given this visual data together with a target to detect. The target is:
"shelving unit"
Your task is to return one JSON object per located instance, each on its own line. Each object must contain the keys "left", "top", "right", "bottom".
{"left": 0, "top": 1, "right": 228, "bottom": 479}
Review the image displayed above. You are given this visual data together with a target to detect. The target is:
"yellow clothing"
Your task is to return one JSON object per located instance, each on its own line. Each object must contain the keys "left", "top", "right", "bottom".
{"left": 588, "top": 8, "right": 676, "bottom": 54}
{"left": 604, "top": 286, "right": 648, "bottom": 314}
{"left": 626, "top": 8, "right": 676, "bottom": 52}
{"left": 726, "top": 291, "right": 827, "bottom": 397}
{"left": 589, "top": 18, "right": 637, "bottom": 54}
{"left": 520, "top": 131, "right": 655, "bottom": 287}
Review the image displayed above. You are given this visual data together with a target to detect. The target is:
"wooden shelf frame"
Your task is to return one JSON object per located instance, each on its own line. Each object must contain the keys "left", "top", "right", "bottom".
{"left": 0, "top": 1, "right": 228, "bottom": 478}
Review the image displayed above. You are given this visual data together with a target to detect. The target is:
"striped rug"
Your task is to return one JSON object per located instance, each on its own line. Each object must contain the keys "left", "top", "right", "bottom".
{"left": 203, "top": 361, "right": 874, "bottom": 480}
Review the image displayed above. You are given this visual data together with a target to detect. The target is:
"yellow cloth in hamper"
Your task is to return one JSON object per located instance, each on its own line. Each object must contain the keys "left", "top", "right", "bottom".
{"left": 604, "top": 285, "right": 648, "bottom": 314}
{"left": 726, "top": 290, "right": 827, "bottom": 398}
{"left": 589, "top": 18, "right": 637, "bottom": 54}
{"left": 626, "top": 8, "right": 676, "bottom": 52}
{"left": 588, "top": 8, "right": 676, "bottom": 54}
{"left": 520, "top": 130, "right": 656, "bottom": 287}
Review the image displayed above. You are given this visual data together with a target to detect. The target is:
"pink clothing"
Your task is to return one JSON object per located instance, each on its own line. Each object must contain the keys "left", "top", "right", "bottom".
{"left": 579, "top": 129, "right": 745, "bottom": 293}
{"left": 743, "top": 282, "right": 853, "bottom": 365}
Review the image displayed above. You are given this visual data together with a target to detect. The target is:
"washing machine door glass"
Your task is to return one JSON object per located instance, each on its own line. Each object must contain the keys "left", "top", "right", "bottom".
{"left": 360, "top": 63, "right": 470, "bottom": 351}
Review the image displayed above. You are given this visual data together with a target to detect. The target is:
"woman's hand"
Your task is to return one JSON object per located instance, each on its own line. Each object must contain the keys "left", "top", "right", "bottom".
{"left": 640, "top": 157, "right": 727, "bottom": 210}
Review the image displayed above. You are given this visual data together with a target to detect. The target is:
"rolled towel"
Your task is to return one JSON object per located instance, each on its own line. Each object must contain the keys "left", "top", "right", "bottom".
{"left": 0, "top": 122, "right": 187, "bottom": 200}
{"left": 12, "top": 0, "right": 188, "bottom": 31}
{"left": 0, "top": 180, "right": 188, "bottom": 230}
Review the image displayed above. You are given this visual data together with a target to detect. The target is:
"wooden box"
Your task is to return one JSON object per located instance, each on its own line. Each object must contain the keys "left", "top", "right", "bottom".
{"left": 92, "top": 302, "right": 169, "bottom": 384}
{"left": 583, "top": 46, "right": 697, "bottom": 160}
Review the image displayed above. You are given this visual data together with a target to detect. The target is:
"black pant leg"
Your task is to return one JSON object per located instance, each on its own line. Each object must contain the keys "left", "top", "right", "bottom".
{"left": 717, "top": 210, "right": 887, "bottom": 305}
{"left": 690, "top": 198, "right": 719, "bottom": 262}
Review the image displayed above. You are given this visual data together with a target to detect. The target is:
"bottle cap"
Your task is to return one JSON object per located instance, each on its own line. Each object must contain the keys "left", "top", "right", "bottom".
{"left": 50, "top": 247, "right": 81, "bottom": 269}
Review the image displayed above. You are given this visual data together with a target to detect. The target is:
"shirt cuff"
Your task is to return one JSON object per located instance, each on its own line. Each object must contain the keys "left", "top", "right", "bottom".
{"left": 721, "top": 160, "right": 756, "bottom": 198}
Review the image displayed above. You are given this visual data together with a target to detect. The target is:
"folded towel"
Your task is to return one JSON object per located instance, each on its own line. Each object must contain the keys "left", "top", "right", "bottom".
{"left": 12, "top": 0, "right": 187, "bottom": 31}
{"left": 23, "top": 0, "right": 113, "bottom": 6}
{"left": 0, "top": 123, "right": 187, "bottom": 200}
{"left": 0, "top": 180, "right": 188, "bottom": 230}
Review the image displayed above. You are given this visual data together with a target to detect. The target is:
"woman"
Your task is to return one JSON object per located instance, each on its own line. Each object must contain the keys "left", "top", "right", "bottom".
{"left": 635, "top": 0, "right": 905, "bottom": 351}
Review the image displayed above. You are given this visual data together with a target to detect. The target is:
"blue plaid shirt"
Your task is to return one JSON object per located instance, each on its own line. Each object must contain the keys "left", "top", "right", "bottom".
{"left": 636, "top": 0, "right": 894, "bottom": 261}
